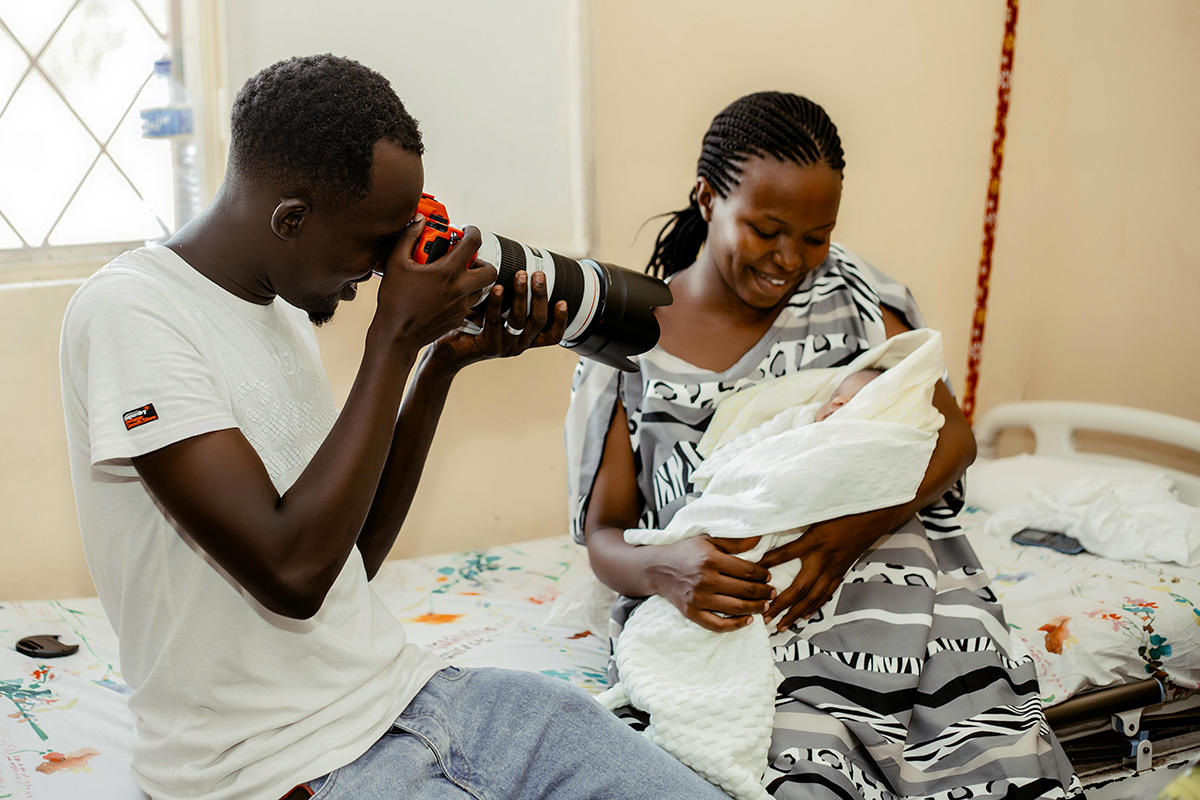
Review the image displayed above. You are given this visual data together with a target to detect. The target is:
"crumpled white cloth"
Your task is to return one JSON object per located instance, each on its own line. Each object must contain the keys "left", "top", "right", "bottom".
{"left": 596, "top": 329, "right": 946, "bottom": 800}
{"left": 543, "top": 565, "right": 618, "bottom": 636}
{"left": 984, "top": 478, "right": 1200, "bottom": 567}
{"left": 965, "top": 453, "right": 1175, "bottom": 513}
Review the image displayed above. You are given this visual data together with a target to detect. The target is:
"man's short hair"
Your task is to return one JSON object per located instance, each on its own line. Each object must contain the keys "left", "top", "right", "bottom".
{"left": 228, "top": 54, "right": 424, "bottom": 210}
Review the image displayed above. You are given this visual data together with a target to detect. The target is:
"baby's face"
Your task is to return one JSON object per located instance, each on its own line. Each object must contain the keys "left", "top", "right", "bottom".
{"left": 815, "top": 370, "right": 881, "bottom": 422}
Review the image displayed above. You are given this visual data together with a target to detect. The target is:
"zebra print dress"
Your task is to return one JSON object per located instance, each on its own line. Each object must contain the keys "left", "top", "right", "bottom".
{"left": 564, "top": 244, "right": 1082, "bottom": 799}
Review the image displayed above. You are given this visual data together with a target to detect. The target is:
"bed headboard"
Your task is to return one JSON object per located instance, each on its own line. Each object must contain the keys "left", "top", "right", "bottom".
{"left": 974, "top": 401, "right": 1200, "bottom": 506}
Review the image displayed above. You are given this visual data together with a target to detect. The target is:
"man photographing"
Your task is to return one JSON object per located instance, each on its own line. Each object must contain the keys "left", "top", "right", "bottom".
{"left": 61, "top": 55, "right": 723, "bottom": 800}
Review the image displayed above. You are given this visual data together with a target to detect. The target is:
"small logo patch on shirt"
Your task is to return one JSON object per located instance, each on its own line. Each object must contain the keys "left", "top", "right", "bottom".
{"left": 123, "top": 403, "right": 159, "bottom": 431}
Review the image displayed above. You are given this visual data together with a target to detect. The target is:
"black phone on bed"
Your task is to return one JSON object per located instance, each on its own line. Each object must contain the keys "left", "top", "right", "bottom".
{"left": 1011, "top": 528, "right": 1085, "bottom": 555}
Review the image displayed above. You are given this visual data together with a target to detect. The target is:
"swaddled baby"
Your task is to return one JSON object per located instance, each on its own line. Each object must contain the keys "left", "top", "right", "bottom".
{"left": 814, "top": 368, "right": 883, "bottom": 423}
{"left": 596, "top": 330, "right": 946, "bottom": 800}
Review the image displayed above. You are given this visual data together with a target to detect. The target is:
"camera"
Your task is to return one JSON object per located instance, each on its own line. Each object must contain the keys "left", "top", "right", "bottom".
{"left": 412, "top": 193, "right": 672, "bottom": 372}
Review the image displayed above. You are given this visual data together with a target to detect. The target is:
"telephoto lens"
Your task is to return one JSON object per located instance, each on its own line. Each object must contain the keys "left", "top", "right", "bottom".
{"left": 470, "top": 231, "right": 673, "bottom": 372}
{"left": 412, "top": 194, "right": 673, "bottom": 372}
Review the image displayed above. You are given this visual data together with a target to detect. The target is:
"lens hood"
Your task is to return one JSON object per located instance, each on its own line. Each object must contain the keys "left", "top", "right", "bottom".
{"left": 564, "top": 261, "right": 674, "bottom": 372}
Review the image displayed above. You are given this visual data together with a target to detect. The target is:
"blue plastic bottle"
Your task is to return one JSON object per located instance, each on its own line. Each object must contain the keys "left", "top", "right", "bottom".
{"left": 140, "top": 58, "right": 201, "bottom": 233}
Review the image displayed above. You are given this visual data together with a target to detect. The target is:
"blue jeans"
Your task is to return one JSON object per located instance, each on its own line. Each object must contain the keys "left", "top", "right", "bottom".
{"left": 303, "top": 666, "right": 726, "bottom": 799}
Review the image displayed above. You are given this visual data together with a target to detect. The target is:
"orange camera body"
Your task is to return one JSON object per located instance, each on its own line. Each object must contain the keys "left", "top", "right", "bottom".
{"left": 414, "top": 193, "right": 470, "bottom": 265}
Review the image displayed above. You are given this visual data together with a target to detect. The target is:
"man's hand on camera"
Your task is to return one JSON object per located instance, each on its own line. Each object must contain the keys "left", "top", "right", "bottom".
{"left": 429, "top": 268, "right": 567, "bottom": 373}
{"left": 370, "top": 218, "right": 498, "bottom": 350}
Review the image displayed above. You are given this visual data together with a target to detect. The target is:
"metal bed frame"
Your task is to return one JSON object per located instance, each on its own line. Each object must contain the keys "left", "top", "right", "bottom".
{"left": 974, "top": 401, "right": 1200, "bottom": 774}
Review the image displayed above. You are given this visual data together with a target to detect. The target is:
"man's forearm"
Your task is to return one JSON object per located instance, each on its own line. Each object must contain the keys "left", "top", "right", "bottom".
{"left": 357, "top": 347, "right": 458, "bottom": 578}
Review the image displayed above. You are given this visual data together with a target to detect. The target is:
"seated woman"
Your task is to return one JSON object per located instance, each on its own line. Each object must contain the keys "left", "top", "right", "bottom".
{"left": 565, "top": 92, "right": 1081, "bottom": 800}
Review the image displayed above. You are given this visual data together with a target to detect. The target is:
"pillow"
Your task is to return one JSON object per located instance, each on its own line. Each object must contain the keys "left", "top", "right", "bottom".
{"left": 965, "top": 453, "right": 1175, "bottom": 512}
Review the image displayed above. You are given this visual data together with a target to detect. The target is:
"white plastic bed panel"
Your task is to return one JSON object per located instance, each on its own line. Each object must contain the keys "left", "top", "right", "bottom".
{"left": 974, "top": 401, "right": 1200, "bottom": 506}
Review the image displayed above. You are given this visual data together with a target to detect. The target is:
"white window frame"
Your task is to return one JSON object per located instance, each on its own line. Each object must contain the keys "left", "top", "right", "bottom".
{"left": 0, "top": 0, "right": 227, "bottom": 285}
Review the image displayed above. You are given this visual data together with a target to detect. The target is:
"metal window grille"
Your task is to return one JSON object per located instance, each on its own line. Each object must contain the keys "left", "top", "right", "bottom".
{"left": 0, "top": 0, "right": 183, "bottom": 257}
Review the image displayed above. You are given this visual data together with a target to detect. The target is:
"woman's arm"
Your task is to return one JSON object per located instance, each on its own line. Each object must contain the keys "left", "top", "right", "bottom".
{"left": 760, "top": 308, "right": 977, "bottom": 629}
{"left": 584, "top": 399, "right": 774, "bottom": 632}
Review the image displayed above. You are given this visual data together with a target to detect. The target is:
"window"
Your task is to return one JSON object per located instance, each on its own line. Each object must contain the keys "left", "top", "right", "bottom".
{"left": 0, "top": 0, "right": 195, "bottom": 259}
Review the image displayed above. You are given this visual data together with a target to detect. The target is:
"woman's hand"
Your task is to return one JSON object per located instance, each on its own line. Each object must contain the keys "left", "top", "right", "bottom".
{"left": 760, "top": 508, "right": 898, "bottom": 631}
{"left": 428, "top": 269, "right": 568, "bottom": 373}
{"left": 583, "top": 402, "right": 774, "bottom": 634}
{"left": 756, "top": 309, "right": 978, "bottom": 632}
{"left": 647, "top": 535, "right": 775, "bottom": 632}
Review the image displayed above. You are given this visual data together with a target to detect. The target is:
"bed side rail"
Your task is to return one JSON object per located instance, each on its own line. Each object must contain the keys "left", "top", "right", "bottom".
{"left": 974, "top": 401, "right": 1200, "bottom": 506}
{"left": 1044, "top": 678, "right": 1165, "bottom": 733}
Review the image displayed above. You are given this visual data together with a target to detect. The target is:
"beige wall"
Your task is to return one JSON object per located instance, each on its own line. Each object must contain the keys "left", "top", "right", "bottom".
{"left": 588, "top": 0, "right": 1007, "bottom": 395}
{"left": 3, "top": 0, "right": 1199, "bottom": 599}
{"left": 981, "top": 0, "right": 1200, "bottom": 422}
{"left": 589, "top": 0, "right": 1200, "bottom": 422}
{"left": 0, "top": 280, "right": 86, "bottom": 599}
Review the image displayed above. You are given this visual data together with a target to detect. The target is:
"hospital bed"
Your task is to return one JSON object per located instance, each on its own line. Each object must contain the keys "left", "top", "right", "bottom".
{"left": 2, "top": 400, "right": 1198, "bottom": 798}
{"left": 968, "top": 401, "right": 1200, "bottom": 786}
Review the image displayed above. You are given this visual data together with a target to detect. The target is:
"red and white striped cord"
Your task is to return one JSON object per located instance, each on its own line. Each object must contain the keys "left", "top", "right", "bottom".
{"left": 963, "top": 0, "right": 1020, "bottom": 425}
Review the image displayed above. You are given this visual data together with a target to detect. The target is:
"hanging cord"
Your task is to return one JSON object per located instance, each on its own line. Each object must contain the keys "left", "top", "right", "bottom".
{"left": 963, "top": 0, "right": 1020, "bottom": 425}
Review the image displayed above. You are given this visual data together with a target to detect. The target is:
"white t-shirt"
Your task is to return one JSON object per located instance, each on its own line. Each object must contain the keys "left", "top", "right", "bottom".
{"left": 59, "top": 246, "right": 445, "bottom": 800}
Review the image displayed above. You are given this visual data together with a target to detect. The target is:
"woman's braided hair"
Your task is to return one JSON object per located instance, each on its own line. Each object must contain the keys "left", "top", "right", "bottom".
{"left": 646, "top": 92, "right": 845, "bottom": 278}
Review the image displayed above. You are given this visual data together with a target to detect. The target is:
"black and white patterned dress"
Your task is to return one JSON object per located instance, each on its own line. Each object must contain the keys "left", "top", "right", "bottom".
{"left": 564, "top": 244, "right": 1082, "bottom": 799}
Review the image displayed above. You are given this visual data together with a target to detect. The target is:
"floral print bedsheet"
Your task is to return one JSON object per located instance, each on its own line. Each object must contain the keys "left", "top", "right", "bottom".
{"left": 0, "top": 537, "right": 605, "bottom": 800}
{"left": 4, "top": 523, "right": 1199, "bottom": 798}
{"left": 962, "top": 506, "right": 1200, "bottom": 705}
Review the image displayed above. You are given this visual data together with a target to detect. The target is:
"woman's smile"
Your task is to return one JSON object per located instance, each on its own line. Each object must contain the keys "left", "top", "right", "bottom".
{"left": 746, "top": 264, "right": 799, "bottom": 297}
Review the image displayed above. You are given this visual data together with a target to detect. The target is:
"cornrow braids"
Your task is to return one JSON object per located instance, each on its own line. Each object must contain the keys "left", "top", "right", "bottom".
{"left": 646, "top": 91, "right": 845, "bottom": 278}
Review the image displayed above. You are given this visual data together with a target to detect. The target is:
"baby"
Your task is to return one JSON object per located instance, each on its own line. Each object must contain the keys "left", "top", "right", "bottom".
{"left": 814, "top": 368, "right": 883, "bottom": 422}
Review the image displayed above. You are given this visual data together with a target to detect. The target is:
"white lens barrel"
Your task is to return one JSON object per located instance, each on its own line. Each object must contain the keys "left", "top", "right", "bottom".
{"left": 471, "top": 232, "right": 601, "bottom": 343}
{"left": 474, "top": 230, "right": 562, "bottom": 313}
{"left": 518, "top": 244, "right": 557, "bottom": 303}
{"left": 474, "top": 231, "right": 502, "bottom": 298}
{"left": 562, "top": 259, "right": 603, "bottom": 342}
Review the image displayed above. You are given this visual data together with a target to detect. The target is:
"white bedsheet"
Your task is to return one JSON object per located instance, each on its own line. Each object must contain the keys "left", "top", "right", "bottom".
{"left": 983, "top": 478, "right": 1200, "bottom": 567}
